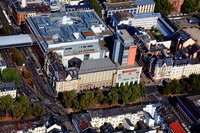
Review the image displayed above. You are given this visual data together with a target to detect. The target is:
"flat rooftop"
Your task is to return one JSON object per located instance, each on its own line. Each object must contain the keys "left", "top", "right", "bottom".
{"left": 0, "top": 34, "right": 33, "bottom": 48}
{"left": 78, "top": 58, "right": 116, "bottom": 74}
{"left": 88, "top": 104, "right": 143, "bottom": 118}
{"left": 104, "top": 1, "right": 137, "bottom": 10}
{"left": 133, "top": 13, "right": 161, "bottom": 19}
{"left": 27, "top": 11, "right": 106, "bottom": 44}
{"left": 136, "top": 0, "right": 155, "bottom": 5}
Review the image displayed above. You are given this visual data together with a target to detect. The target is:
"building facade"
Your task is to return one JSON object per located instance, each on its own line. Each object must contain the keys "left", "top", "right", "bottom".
{"left": 136, "top": 0, "right": 155, "bottom": 14}
{"left": 0, "top": 82, "right": 16, "bottom": 98}
{"left": 12, "top": 1, "right": 51, "bottom": 25}
{"left": 111, "top": 12, "right": 161, "bottom": 29}
{"left": 78, "top": 58, "right": 116, "bottom": 90}
{"left": 112, "top": 29, "right": 137, "bottom": 66}
{"left": 103, "top": 0, "right": 155, "bottom": 17}
{"left": 115, "top": 65, "right": 142, "bottom": 86}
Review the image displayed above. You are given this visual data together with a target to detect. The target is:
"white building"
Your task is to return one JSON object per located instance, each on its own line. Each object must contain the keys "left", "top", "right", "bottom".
{"left": 115, "top": 64, "right": 142, "bottom": 87}
{"left": 0, "top": 82, "right": 16, "bottom": 99}
{"left": 111, "top": 12, "right": 161, "bottom": 29}
{"left": 89, "top": 104, "right": 161, "bottom": 129}
{"left": 26, "top": 11, "right": 109, "bottom": 67}
{"left": 0, "top": 54, "right": 6, "bottom": 72}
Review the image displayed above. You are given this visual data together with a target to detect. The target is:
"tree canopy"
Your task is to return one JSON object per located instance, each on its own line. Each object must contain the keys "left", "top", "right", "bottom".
{"left": 59, "top": 84, "right": 145, "bottom": 110}
{"left": 154, "top": 0, "right": 174, "bottom": 16}
{"left": 2, "top": 24, "right": 11, "bottom": 36}
{"left": 2, "top": 68, "right": 20, "bottom": 88}
{"left": 162, "top": 74, "right": 200, "bottom": 95}
{"left": 181, "top": 0, "right": 200, "bottom": 14}
{"left": 0, "top": 94, "right": 46, "bottom": 120}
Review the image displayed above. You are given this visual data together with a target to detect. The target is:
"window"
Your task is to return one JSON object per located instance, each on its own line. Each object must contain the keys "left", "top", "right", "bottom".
{"left": 65, "top": 47, "right": 72, "bottom": 50}
{"left": 84, "top": 54, "right": 90, "bottom": 60}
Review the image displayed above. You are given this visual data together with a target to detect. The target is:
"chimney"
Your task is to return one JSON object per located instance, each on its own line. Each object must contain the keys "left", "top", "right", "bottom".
{"left": 21, "top": 0, "right": 27, "bottom": 8}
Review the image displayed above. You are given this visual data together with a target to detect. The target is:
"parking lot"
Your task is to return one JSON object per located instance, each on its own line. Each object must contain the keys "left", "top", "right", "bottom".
{"left": 171, "top": 16, "right": 200, "bottom": 45}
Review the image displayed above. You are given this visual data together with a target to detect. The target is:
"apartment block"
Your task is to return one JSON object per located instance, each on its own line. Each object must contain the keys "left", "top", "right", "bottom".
{"left": 102, "top": 0, "right": 155, "bottom": 17}
{"left": 111, "top": 12, "right": 161, "bottom": 29}
{"left": 0, "top": 82, "right": 16, "bottom": 98}
{"left": 72, "top": 103, "right": 162, "bottom": 132}
{"left": 11, "top": 0, "right": 50, "bottom": 25}
{"left": 112, "top": 29, "right": 142, "bottom": 86}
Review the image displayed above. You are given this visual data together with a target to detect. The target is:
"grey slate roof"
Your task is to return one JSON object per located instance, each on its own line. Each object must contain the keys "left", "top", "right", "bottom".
{"left": 0, "top": 82, "right": 16, "bottom": 92}
{"left": 136, "top": 0, "right": 155, "bottom": 5}
{"left": 78, "top": 58, "right": 116, "bottom": 74}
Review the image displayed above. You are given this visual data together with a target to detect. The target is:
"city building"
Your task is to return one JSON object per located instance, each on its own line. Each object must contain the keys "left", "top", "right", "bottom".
{"left": 168, "top": 0, "right": 184, "bottom": 12}
{"left": 0, "top": 115, "right": 65, "bottom": 133}
{"left": 26, "top": 11, "right": 109, "bottom": 67}
{"left": 0, "top": 54, "right": 6, "bottom": 72}
{"left": 145, "top": 43, "right": 200, "bottom": 80}
{"left": 60, "top": 0, "right": 82, "bottom": 5}
{"left": 102, "top": 0, "right": 155, "bottom": 17}
{"left": 115, "top": 63, "right": 142, "bottom": 86}
{"left": 169, "top": 121, "right": 186, "bottom": 133}
{"left": 72, "top": 103, "right": 161, "bottom": 132}
{"left": 45, "top": 52, "right": 116, "bottom": 92}
{"left": 176, "top": 95, "right": 200, "bottom": 127}
{"left": 11, "top": 0, "right": 51, "bottom": 25}
{"left": 63, "top": 2, "right": 93, "bottom": 12}
{"left": 112, "top": 29, "right": 142, "bottom": 86}
{"left": 136, "top": 0, "right": 155, "bottom": 14}
{"left": 112, "top": 29, "right": 137, "bottom": 66}
{"left": 78, "top": 58, "right": 116, "bottom": 90}
{"left": 111, "top": 12, "right": 161, "bottom": 29}
{"left": 0, "top": 82, "right": 16, "bottom": 98}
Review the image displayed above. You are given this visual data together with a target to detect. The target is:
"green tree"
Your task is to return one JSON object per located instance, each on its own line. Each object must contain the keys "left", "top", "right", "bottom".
{"left": 16, "top": 57, "right": 24, "bottom": 66}
{"left": 164, "top": 79, "right": 181, "bottom": 94}
{"left": 0, "top": 95, "right": 14, "bottom": 115}
{"left": 2, "top": 68, "right": 20, "bottom": 87}
{"left": 2, "top": 24, "right": 11, "bottom": 36}
{"left": 119, "top": 85, "right": 132, "bottom": 104}
{"left": 23, "top": 108, "right": 32, "bottom": 119}
{"left": 95, "top": 88, "right": 104, "bottom": 103}
{"left": 72, "top": 98, "right": 80, "bottom": 110}
{"left": 12, "top": 102, "right": 23, "bottom": 119}
{"left": 88, "top": 0, "right": 102, "bottom": 16}
{"left": 32, "top": 103, "right": 46, "bottom": 118}
{"left": 181, "top": 0, "right": 200, "bottom": 13}
{"left": 17, "top": 95, "right": 30, "bottom": 112}
{"left": 154, "top": 0, "right": 174, "bottom": 15}
{"left": 61, "top": 90, "right": 77, "bottom": 108}
{"left": 107, "top": 88, "right": 119, "bottom": 104}
{"left": 79, "top": 91, "right": 96, "bottom": 110}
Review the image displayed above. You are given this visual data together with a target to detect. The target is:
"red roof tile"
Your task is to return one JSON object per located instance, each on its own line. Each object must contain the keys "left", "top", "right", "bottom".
{"left": 169, "top": 121, "right": 186, "bottom": 133}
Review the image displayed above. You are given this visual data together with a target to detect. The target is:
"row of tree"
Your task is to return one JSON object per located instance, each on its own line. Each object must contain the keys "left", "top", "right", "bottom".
{"left": 0, "top": 95, "right": 46, "bottom": 120}
{"left": 154, "top": 0, "right": 174, "bottom": 16}
{"left": 10, "top": 48, "right": 24, "bottom": 66}
{"left": 162, "top": 74, "right": 200, "bottom": 95}
{"left": 2, "top": 68, "right": 20, "bottom": 88}
{"left": 59, "top": 84, "right": 145, "bottom": 110}
{"left": 181, "top": 0, "right": 200, "bottom": 14}
{"left": 88, "top": 0, "right": 102, "bottom": 17}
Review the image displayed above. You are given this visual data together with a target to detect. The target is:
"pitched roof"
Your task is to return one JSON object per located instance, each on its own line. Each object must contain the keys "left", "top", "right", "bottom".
{"left": 169, "top": 121, "right": 186, "bottom": 133}
{"left": 78, "top": 58, "right": 116, "bottom": 74}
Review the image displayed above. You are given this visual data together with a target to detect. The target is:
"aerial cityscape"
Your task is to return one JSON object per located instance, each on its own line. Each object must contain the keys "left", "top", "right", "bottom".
{"left": 0, "top": 0, "right": 199, "bottom": 132}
